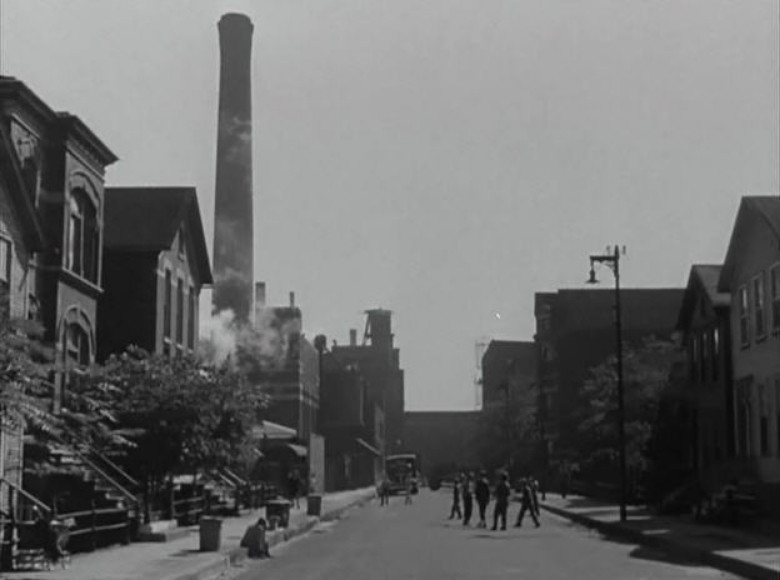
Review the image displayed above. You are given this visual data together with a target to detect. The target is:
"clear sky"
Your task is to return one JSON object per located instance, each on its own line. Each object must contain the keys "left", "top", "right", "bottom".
{"left": 3, "top": 0, "right": 778, "bottom": 410}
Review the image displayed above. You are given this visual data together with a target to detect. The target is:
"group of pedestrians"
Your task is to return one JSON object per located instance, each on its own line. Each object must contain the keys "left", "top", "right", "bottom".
{"left": 449, "top": 471, "right": 541, "bottom": 531}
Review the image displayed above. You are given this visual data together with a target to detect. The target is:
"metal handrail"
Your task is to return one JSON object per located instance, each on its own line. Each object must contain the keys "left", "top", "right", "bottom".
{"left": 79, "top": 444, "right": 139, "bottom": 489}
{"left": 54, "top": 427, "right": 140, "bottom": 490}
{"left": 0, "top": 477, "right": 51, "bottom": 514}
{"left": 59, "top": 445, "right": 139, "bottom": 507}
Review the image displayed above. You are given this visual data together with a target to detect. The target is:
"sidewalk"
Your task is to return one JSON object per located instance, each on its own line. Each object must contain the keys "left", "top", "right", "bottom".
{"left": 539, "top": 494, "right": 780, "bottom": 580}
{"left": 3, "top": 487, "right": 376, "bottom": 580}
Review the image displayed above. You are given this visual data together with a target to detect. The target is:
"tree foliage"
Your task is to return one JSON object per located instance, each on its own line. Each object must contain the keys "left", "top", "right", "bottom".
{"left": 0, "top": 315, "right": 58, "bottom": 435}
{"left": 576, "top": 337, "right": 681, "bottom": 475}
{"left": 78, "top": 347, "right": 268, "bottom": 487}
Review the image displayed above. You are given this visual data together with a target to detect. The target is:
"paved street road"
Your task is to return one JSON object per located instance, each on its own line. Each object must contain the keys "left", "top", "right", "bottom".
{"left": 231, "top": 490, "right": 741, "bottom": 580}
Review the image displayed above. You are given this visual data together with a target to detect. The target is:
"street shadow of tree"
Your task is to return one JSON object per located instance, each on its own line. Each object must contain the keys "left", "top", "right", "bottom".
{"left": 627, "top": 545, "right": 706, "bottom": 567}
{"left": 171, "top": 549, "right": 202, "bottom": 557}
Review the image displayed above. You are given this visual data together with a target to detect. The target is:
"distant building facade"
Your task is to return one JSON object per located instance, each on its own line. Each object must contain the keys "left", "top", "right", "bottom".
{"left": 318, "top": 352, "right": 383, "bottom": 490}
{"left": 481, "top": 340, "right": 537, "bottom": 410}
{"left": 98, "top": 187, "right": 212, "bottom": 360}
{"left": 332, "top": 310, "right": 405, "bottom": 455}
{"left": 404, "top": 411, "right": 480, "bottom": 481}
{"left": 253, "top": 283, "right": 319, "bottom": 442}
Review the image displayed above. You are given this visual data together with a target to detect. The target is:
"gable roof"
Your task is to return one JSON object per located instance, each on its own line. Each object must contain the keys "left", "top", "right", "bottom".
{"left": 104, "top": 187, "right": 213, "bottom": 285}
{"left": 676, "top": 264, "right": 729, "bottom": 332}
{"left": 718, "top": 196, "right": 780, "bottom": 292}
{"left": 0, "top": 119, "right": 45, "bottom": 250}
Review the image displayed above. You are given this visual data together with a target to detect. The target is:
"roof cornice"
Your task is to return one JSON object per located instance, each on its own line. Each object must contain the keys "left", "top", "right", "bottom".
{"left": 55, "top": 113, "right": 118, "bottom": 166}
{"left": 0, "top": 77, "right": 57, "bottom": 127}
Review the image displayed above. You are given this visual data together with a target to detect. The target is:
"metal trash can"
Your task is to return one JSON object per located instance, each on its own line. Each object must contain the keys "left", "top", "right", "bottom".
{"left": 307, "top": 494, "right": 322, "bottom": 517}
{"left": 199, "top": 517, "right": 222, "bottom": 552}
{"left": 265, "top": 500, "right": 291, "bottom": 528}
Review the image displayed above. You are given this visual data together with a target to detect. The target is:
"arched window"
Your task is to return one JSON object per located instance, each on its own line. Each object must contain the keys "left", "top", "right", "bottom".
{"left": 63, "top": 322, "right": 90, "bottom": 366}
{"left": 27, "top": 294, "right": 41, "bottom": 322}
{"left": 67, "top": 189, "right": 99, "bottom": 283}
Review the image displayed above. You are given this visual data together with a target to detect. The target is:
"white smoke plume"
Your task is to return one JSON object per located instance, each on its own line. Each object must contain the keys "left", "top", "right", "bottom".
{"left": 199, "top": 309, "right": 238, "bottom": 364}
{"left": 199, "top": 306, "right": 302, "bottom": 371}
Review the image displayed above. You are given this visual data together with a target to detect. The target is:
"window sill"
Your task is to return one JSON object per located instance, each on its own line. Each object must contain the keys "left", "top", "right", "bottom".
{"left": 59, "top": 268, "right": 103, "bottom": 298}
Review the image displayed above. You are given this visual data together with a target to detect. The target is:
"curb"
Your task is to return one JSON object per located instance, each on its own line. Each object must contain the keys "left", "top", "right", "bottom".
{"left": 541, "top": 503, "right": 778, "bottom": 580}
{"left": 169, "top": 491, "right": 376, "bottom": 580}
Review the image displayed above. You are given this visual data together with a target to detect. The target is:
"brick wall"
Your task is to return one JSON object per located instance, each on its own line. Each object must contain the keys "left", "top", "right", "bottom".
{"left": 0, "top": 180, "right": 32, "bottom": 319}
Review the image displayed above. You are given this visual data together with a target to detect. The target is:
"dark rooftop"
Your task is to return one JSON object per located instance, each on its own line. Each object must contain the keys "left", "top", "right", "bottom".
{"left": 104, "top": 186, "right": 212, "bottom": 284}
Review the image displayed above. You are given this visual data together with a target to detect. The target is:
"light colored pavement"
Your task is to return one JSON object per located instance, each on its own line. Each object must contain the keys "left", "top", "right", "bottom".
{"left": 229, "top": 489, "right": 742, "bottom": 580}
{"left": 540, "top": 495, "right": 780, "bottom": 580}
{"left": 3, "top": 487, "right": 375, "bottom": 580}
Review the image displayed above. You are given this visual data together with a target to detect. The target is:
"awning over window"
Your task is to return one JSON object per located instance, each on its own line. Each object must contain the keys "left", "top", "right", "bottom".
{"left": 251, "top": 420, "right": 298, "bottom": 441}
{"left": 356, "top": 438, "right": 381, "bottom": 457}
{"left": 285, "top": 443, "right": 308, "bottom": 458}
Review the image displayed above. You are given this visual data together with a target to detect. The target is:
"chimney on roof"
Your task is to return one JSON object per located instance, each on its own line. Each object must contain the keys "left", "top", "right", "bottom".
{"left": 349, "top": 329, "right": 357, "bottom": 346}
{"left": 289, "top": 291, "right": 295, "bottom": 308}
{"left": 254, "top": 282, "right": 266, "bottom": 326}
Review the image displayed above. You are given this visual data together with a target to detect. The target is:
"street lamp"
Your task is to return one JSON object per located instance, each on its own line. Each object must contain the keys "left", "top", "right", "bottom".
{"left": 587, "top": 244, "right": 628, "bottom": 522}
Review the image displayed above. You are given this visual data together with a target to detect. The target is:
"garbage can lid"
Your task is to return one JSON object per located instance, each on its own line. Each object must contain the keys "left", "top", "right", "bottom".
{"left": 267, "top": 499, "right": 291, "bottom": 506}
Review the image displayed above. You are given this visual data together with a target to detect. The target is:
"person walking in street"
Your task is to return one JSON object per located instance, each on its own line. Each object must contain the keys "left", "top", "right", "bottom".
{"left": 474, "top": 471, "right": 491, "bottom": 528}
{"left": 515, "top": 477, "right": 540, "bottom": 528}
{"left": 462, "top": 472, "right": 474, "bottom": 525}
{"left": 491, "top": 472, "right": 510, "bottom": 531}
{"left": 449, "top": 475, "right": 463, "bottom": 520}
{"left": 404, "top": 474, "right": 414, "bottom": 505}
{"left": 378, "top": 475, "right": 390, "bottom": 506}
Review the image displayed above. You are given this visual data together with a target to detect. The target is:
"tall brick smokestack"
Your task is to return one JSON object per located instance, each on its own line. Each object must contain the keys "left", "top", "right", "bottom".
{"left": 212, "top": 13, "right": 254, "bottom": 323}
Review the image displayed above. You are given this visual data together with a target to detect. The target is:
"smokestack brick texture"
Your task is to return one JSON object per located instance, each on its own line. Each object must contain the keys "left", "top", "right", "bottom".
{"left": 212, "top": 13, "right": 254, "bottom": 323}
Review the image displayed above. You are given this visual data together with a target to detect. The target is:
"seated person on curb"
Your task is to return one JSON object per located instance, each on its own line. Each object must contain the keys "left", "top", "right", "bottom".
{"left": 241, "top": 517, "right": 271, "bottom": 558}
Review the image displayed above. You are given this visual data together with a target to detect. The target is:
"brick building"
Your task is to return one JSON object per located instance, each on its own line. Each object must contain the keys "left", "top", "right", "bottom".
{"left": 0, "top": 93, "right": 47, "bottom": 513}
{"left": 253, "top": 283, "right": 319, "bottom": 442}
{"left": 0, "top": 76, "right": 117, "bottom": 408}
{"left": 318, "top": 352, "right": 383, "bottom": 490}
{"left": 332, "top": 310, "right": 405, "bottom": 455}
{"left": 481, "top": 340, "right": 537, "bottom": 409}
{"left": 98, "top": 187, "right": 212, "bottom": 360}
{"left": 479, "top": 340, "right": 539, "bottom": 473}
